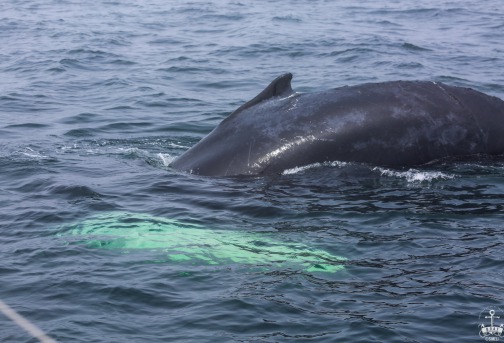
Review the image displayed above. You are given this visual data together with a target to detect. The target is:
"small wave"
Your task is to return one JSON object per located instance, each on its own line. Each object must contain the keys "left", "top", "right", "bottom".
{"left": 6, "top": 123, "right": 49, "bottom": 129}
{"left": 167, "top": 142, "right": 190, "bottom": 149}
{"left": 115, "top": 147, "right": 160, "bottom": 161}
{"left": 18, "top": 147, "right": 50, "bottom": 160}
{"left": 59, "top": 58, "right": 94, "bottom": 71}
{"left": 117, "top": 147, "right": 142, "bottom": 155}
{"left": 158, "top": 153, "right": 175, "bottom": 167}
{"left": 64, "top": 128, "right": 97, "bottom": 138}
{"left": 401, "top": 42, "right": 432, "bottom": 52}
{"left": 90, "top": 146, "right": 175, "bottom": 167}
{"left": 373, "top": 167, "right": 455, "bottom": 182}
{"left": 272, "top": 15, "right": 302, "bottom": 23}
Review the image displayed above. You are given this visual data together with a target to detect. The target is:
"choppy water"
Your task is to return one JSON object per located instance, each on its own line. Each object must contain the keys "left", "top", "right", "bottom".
{"left": 1, "top": 1, "right": 504, "bottom": 342}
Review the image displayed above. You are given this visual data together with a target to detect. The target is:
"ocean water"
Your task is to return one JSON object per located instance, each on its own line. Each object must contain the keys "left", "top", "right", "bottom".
{"left": 1, "top": 0, "right": 504, "bottom": 342}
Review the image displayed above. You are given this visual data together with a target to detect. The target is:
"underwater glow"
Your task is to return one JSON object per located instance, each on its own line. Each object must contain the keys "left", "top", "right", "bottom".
{"left": 59, "top": 212, "right": 346, "bottom": 273}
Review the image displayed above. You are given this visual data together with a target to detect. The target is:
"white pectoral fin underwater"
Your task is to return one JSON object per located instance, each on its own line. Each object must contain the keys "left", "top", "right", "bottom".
{"left": 57, "top": 212, "right": 346, "bottom": 273}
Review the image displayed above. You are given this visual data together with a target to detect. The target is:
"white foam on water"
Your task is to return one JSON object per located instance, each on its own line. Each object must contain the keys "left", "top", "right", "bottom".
{"left": 19, "top": 147, "right": 49, "bottom": 160}
{"left": 168, "top": 142, "right": 190, "bottom": 149}
{"left": 373, "top": 167, "right": 455, "bottom": 182}
{"left": 117, "top": 147, "right": 138, "bottom": 154}
{"left": 158, "top": 153, "right": 175, "bottom": 166}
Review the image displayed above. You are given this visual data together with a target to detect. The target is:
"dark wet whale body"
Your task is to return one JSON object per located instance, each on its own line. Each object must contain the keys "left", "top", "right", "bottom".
{"left": 171, "top": 73, "right": 504, "bottom": 176}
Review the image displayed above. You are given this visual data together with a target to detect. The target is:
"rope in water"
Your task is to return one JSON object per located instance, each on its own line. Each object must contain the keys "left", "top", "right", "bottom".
{"left": 0, "top": 299, "right": 57, "bottom": 343}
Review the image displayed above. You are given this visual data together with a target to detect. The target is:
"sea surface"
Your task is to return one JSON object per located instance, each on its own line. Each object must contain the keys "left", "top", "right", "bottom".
{"left": 1, "top": 1, "right": 504, "bottom": 342}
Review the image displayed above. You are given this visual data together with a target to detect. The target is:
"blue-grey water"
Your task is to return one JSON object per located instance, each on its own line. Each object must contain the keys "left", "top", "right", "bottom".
{"left": 1, "top": 1, "right": 504, "bottom": 342}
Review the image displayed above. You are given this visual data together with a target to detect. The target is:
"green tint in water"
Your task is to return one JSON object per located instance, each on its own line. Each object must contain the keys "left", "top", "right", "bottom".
{"left": 59, "top": 212, "right": 346, "bottom": 273}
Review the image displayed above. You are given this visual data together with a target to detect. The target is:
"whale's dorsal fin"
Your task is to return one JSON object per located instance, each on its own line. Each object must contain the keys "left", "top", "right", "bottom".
{"left": 256, "top": 72, "right": 293, "bottom": 100}
{"left": 230, "top": 73, "right": 293, "bottom": 116}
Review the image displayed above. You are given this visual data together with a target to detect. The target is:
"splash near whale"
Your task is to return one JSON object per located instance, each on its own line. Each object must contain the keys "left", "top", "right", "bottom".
{"left": 170, "top": 73, "right": 504, "bottom": 176}
{"left": 58, "top": 212, "right": 346, "bottom": 273}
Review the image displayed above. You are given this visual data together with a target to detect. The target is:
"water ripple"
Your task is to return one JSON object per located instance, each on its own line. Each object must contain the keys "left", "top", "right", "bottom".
{"left": 1, "top": 0, "right": 504, "bottom": 342}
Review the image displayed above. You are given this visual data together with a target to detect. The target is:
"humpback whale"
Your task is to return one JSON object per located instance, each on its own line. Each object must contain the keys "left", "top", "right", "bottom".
{"left": 171, "top": 73, "right": 504, "bottom": 176}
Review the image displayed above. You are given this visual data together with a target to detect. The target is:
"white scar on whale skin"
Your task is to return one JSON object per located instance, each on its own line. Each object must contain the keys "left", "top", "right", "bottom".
{"left": 258, "top": 135, "right": 317, "bottom": 165}
{"left": 247, "top": 139, "right": 255, "bottom": 167}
